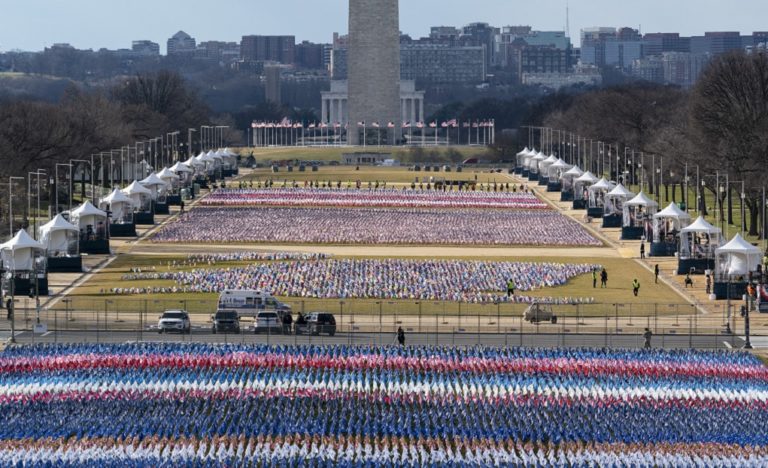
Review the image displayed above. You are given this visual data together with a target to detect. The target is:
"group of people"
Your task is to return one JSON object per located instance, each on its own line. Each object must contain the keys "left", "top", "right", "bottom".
{"left": 0, "top": 343, "right": 765, "bottom": 466}
{"left": 153, "top": 207, "right": 601, "bottom": 247}
{"left": 201, "top": 188, "right": 548, "bottom": 211}
{"left": 120, "top": 258, "right": 601, "bottom": 304}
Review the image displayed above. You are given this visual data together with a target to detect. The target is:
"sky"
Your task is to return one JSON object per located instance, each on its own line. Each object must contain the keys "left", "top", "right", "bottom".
{"left": 1, "top": 0, "right": 767, "bottom": 53}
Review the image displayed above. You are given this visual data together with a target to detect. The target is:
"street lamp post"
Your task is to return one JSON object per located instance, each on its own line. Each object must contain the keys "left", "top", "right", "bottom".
{"left": 188, "top": 129, "right": 197, "bottom": 158}
{"left": 54, "top": 164, "right": 71, "bottom": 215}
{"left": 8, "top": 177, "right": 24, "bottom": 234}
{"left": 27, "top": 170, "right": 46, "bottom": 239}
{"left": 70, "top": 159, "right": 92, "bottom": 203}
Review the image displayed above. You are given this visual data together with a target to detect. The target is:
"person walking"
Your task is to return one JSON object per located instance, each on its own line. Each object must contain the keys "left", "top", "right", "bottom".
{"left": 396, "top": 327, "right": 405, "bottom": 346}
{"left": 632, "top": 278, "right": 640, "bottom": 297}
{"left": 600, "top": 268, "right": 608, "bottom": 288}
{"left": 639, "top": 243, "right": 645, "bottom": 259}
{"left": 592, "top": 269, "right": 597, "bottom": 289}
{"left": 654, "top": 264, "right": 659, "bottom": 284}
{"left": 179, "top": 200, "right": 185, "bottom": 214}
{"left": 643, "top": 328, "right": 653, "bottom": 348}
{"left": 5, "top": 298, "right": 12, "bottom": 320}
{"left": 506, "top": 278, "right": 516, "bottom": 297}
{"left": 705, "top": 274, "right": 712, "bottom": 295}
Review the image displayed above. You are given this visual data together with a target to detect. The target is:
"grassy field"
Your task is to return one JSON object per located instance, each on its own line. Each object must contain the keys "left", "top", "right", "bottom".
{"left": 233, "top": 146, "right": 490, "bottom": 164}
{"left": 240, "top": 166, "right": 516, "bottom": 185}
{"left": 66, "top": 253, "right": 686, "bottom": 317}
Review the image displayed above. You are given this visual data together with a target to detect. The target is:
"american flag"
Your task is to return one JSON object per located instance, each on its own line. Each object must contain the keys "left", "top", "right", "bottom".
{"left": 387, "top": 122, "right": 395, "bottom": 128}
{"left": 308, "top": 123, "right": 316, "bottom": 129}
{"left": 463, "top": 122, "right": 470, "bottom": 128}
{"left": 448, "top": 119, "right": 458, "bottom": 127}
{"left": 371, "top": 122, "right": 380, "bottom": 128}
{"left": 416, "top": 122, "right": 424, "bottom": 129}
{"left": 251, "top": 122, "right": 259, "bottom": 129}
{"left": 403, "top": 121, "right": 411, "bottom": 128}
{"left": 357, "top": 121, "right": 366, "bottom": 127}
{"left": 334, "top": 122, "right": 341, "bottom": 128}
{"left": 429, "top": 122, "right": 437, "bottom": 128}
{"left": 280, "top": 117, "right": 291, "bottom": 127}
{"left": 441, "top": 122, "right": 449, "bottom": 128}
{"left": 472, "top": 122, "right": 479, "bottom": 128}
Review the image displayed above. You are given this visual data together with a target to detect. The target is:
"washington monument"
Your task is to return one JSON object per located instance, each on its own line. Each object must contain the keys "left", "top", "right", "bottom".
{"left": 348, "top": 0, "right": 401, "bottom": 146}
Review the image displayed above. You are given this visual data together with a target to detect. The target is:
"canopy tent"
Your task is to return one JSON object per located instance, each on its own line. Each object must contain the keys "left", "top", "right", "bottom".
{"left": 537, "top": 154, "right": 559, "bottom": 179}
{"left": 184, "top": 156, "right": 205, "bottom": 169}
{"left": 100, "top": 189, "right": 134, "bottom": 224}
{"left": 528, "top": 151, "right": 547, "bottom": 175}
{"left": 139, "top": 173, "right": 170, "bottom": 199}
{"left": 170, "top": 161, "right": 193, "bottom": 174}
{"left": 653, "top": 202, "right": 692, "bottom": 243}
{"left": 587, "top": 178, "right": 616, "bottom": 209}
{"left": 715, "top": 234, "right": 762, "bottom": 279}
{"left": 679, "top": 216, "right": 722, "bottom": 261}
{"left": 71, "top": 201, "right": 108, "bottom": 236}
{"left": 547, "top": 159, "right": 571, "bottom": 180}
{"left": 122, "top": 181, "right": 153, "bottom": 212}
{"left": 561, "top": 165, "right": 583, "bottom": 188}
{"left": 621, "top": 192, "right": 658, "bottom": 239}
{"left": 521, "top": 149, "right": 537, "bottom": 173}
{"left": 0, "top": 230, "right": 46, "bottom": 271}
{"left": 603, "top": 184, "right": 634, "bottom": 216}
{"left": 516, "top": 147, "right": 531, "bottom": 169}
{"left": 39, "top": 215, "right": 79, "bottom": 257}
{"left": 573, "top": 171, "right": 598, "bottom": 202}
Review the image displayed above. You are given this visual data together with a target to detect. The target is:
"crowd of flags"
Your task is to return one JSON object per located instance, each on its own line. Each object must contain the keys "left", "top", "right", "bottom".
{"left": 251, "top": 119, "right": 495, "bottom": 130}
{"left": 0, "top": 343, "right": 766, "bottom": 466}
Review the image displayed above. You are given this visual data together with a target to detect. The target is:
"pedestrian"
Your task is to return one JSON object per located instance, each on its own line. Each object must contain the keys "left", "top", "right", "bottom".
{"left": 592, "top": 269, "right": 597, "bottom": 289}
{"left": 180, "top": 200, "right": 185, "bottom": 214}
{"left": 654, "top": 264, "right": 659, "bottom": 284}
{"left": 396, "top": 327, "right": 405, "bottom": 346}
{"left": 705, "top": 274, "right": 712, "bottom": 295}
{"left": 632, "top": 278, "right": 640, "bottom": 297}
{"left": 506, "top": 278, "right": 516, "bottom": 297}
{"left": 643, "top": 328, "right": 653, "bottom": 348}
{"left": 600, "top": 268, "right": 608, "bottom": 288}
{"left": 639, "top": 243, "right": 645, "bottom": 259}
{"left": 5, "top": 298, "right": 12, "bottom": 320}
{"left": 684, "top": 274, "right": 693, "bottom": 288}
{"left": 282, "top": 313, "right": 293, "bottom": 335}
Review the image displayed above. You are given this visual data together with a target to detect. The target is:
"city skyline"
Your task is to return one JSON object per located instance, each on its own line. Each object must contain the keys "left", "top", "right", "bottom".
{"left": 2, "top": 0, "right": 767, "bottom": 53}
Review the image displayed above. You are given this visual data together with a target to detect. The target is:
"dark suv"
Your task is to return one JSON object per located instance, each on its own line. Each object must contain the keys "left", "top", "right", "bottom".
{"left": 305, "top": 312, "right": 336, "bottom": 336}
{"left": 212, "top": 310, "right": 240, "bottom": 334}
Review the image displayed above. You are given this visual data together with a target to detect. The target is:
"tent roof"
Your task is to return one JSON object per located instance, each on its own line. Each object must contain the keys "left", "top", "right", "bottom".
{"left": 564, "top": 165, "right": 583, "bottom": 176}
{"left": 1, "top": 229, "right": 45, "bottom": 252}
{"left": 184, "top": 157, "right": 204, "bottom": 168}
{"left": 123, "top": 181, "right": 152, "bottom": 196}
{"left": 606, "top": 183, "right": 635, "bottom": 199}
{"left": 516, "top": 147, "right": 530, "bottom": 157}
{"left": 532, "top": 152, "right": 547, "bottom": 161}
{"left": 207, "top": 150, "right": 222, "bottom": 160}
{"left": 197, "top": 152, "right": 215, "bottom": 163}
{"left": 625, "top": 191, "right": 658, "bottom": 207}
{"left": 170, "top": 161, "right": 193, "bottom": 173}
{"left": 680, "top": 216, "right": 721, "bottom": 234}
{"left": 654, "top": 202, "right": 692, "bottom": 220}
{"left": 101, "top": 188, "right": 133, "bottom": 205}
{"left": 589, "top": 178, "right": 615, "bottom": 191}
{"left": 575, "top": 171, "right": 598, "bottom": 183}
{"left": 716, "top": 233, "right": 762, "bottom": 255}
{"left": 40, "top": 214, "right": 79, "bottom": 234}
{"left": 140, "top": 173, "right": 168, "bottom": 187}
{"left": 541, "top": 154, "right": 558, "bottom": 164}
{"left": 156, "top": 167, "right": 179, "bottom": 180}
{"left": 71, "top": 200, "right": 107, "bottom": 219}
{"left": 223, "top": 148, "right": 237, "bottom": 157}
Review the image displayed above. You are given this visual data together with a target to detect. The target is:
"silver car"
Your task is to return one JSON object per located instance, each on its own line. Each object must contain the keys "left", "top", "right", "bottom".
{"left": 158, "top": 310, "right": 191, "bottom": 334}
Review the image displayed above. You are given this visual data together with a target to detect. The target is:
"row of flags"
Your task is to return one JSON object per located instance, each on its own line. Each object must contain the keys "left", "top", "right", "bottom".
{"left": 252, "top": 119, "right": 495, "bottom": 129}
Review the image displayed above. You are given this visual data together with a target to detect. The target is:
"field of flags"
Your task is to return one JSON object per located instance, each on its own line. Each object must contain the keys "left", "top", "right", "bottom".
{"left": 0, "top": 343, "right": 766, "bottom": 466}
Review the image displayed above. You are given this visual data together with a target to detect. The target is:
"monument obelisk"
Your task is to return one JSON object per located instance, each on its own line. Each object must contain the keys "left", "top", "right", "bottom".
{"left": 348, "top": 0, "right": 401, "bottom": 146}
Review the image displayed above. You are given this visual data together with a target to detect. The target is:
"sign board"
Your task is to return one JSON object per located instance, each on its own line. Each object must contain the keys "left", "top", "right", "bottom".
{"left": 33, "top": 323, "right": 48, "bottom": 334}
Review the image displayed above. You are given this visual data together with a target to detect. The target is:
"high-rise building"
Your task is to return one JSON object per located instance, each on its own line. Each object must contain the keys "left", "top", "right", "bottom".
{"left": 264, "top": 66, "right": 282, "bottom": 105}
{"left": 196, "top": 41, "right": 240, "bottom": 63}
{"left": 295, "top": 41, "right": 324, "bottom": 70}
{"left": 347, "top": 0, "right": 401, "bottom": 145}
{"left": 167, "top": 31, "right": 196, "bottom": 56}
{"left": 690, "top": 32, "right": 743, "bottom": 55}
{"left": 240, "top": 35, "right": 296, "bottom": 64}
{"left": 461, "top": 22, "right": 499, "bottom": 67}
{"left": 642, "top": 33, "right": 691, "bottom": 56}
{"left": 401, "top": 44, "right": 486, "bottom": 83}
{"left": 132, "top": 40, "right": 160, "bottom": 56}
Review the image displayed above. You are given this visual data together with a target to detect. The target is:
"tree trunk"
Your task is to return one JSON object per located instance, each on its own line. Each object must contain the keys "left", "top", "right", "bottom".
{"left": 671, "top": 183, "right": 677, "bottom": 203}
{"left": 664, "top": 183, "right": 670, "bottom": 203}
{"left": 748, "top": 199, "right": 760, "bottom": 237}
{"left": 727, "top": 186, "right": 734, "bottom": 225}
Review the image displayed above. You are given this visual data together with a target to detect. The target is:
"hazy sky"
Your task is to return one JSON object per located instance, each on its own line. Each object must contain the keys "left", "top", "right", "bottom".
{"left": 2, "top": 0, "right": 767, "bottom": 52}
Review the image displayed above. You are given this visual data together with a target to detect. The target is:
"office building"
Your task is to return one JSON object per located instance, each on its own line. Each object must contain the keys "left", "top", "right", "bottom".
{"left": 167, "top": 31, "right": 196, "bottom": 56}
{"left": 240, "top": 35, "right": 296, "bottom": 64}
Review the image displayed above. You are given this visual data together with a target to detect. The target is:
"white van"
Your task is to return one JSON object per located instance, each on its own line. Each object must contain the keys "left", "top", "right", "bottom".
{"left": 217, "top": 289, "right": 292, "bottom": 319}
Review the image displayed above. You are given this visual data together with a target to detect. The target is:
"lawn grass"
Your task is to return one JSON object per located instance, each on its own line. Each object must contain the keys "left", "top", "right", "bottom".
{"left": 66, "top": 254, "right": 686, "bottom": 317}
{"left": 232, "top": 146, "right": 490, "bottom": 164}
{"left": 239, "top": 166, "right": 515, "bottom": 185}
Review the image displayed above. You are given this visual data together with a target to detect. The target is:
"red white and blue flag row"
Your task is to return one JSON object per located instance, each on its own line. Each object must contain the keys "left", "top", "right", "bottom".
{"left": 253, "top": 120, "right": 495, "bottom": 129}
{"left": 0, "top": 343, "right": 766, "bottom": 466}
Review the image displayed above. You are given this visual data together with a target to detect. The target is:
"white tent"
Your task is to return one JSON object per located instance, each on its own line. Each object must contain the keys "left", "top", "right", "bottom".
{"left": 71, "top": 201, "right": 107, "bottom": 232}
{"left": 587, "top": 178, "right": 616, "bottom": 208}
{"left": 528, "top": 151, "right": 547, "bottom": 173}
{"left": 679, "top": 216, "right": 722, "bottom": 260}
{"left": 573, "top": 171, "right": 598, "bottom": 201}
{"left": 1, "top": 230, "right": 46, "bottom": 271}
{"left": 184, "top": 156, "right": 205, "bottom": 169}
{"left": 652, "top": 202, "right": 691, "bottom": 242}
{"left": 538, "top": 154, "right": 559, "bottom": 177}
{"left": 521, "top": 148, "right": 537, "bottom": 171}
{"left": 516, "top": 147, "right": 530, "bottom": 169}
{"left": 39, "top": 214, "right": 79, "bottom": 256}
{"left": 223, "top": 147, "right": 238, "bottom": 157}
{"left": 170, "top": 161, "right": 193, "bottom": 174}
{"left": 560, "top": 165, "right": 583, "bottom": 193}
{"left": 545, "top": 159, "right": 570, "bottom": 184}
{"left": 140, "top": 173, "right": 169, "bottom": 199}
{"left": 123, "top": 181, "right": 152, "bottom": 211}
{"left": 623, "top": 191, "right": 658, "bottom": 228}
{"left": 208, "top": 150, "right": 222, "bottom": 160}
{"left": 716, "top": 234, "right": 762, "bottom": 278}
{"left": 100, "top": 188, "right": 134, "bottom": 224}
{"left": 603, "top": 183, "right": 635, "bottom": 216}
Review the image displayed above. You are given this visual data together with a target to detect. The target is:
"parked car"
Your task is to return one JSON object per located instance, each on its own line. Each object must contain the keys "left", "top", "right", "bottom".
{"left": 212, "top": 309, "right": 240, "bottom": 334}
{"left": 254, "top": 311, "right": 282, "bottom": 334}
{"left": 305, "top": 312, "right": 337, "bottom": 336}
{"left": 523, "top": 303, "right": 557, "bottom": 324}
{"left": 158, "top": 310, "right": 191, "bottom": 334}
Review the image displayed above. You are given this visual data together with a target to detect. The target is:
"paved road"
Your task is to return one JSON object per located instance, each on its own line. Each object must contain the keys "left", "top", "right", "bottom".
{"left": 5, "top": 329, "right": 746, "bottom": 350}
